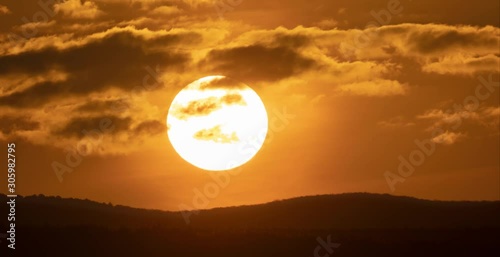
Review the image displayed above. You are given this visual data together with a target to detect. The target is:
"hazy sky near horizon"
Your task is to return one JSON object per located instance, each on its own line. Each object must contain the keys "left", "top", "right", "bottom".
{"left": 0, "top": 0, "right": 499, "bottom": 210}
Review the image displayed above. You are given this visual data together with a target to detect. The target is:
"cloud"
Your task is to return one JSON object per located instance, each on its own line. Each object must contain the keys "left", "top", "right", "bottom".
{"left": 0, "top": 5, "right": 10, "bottom": 14}
{"left": 0, "top": 29, "right": 193, "bottom": 108}
{"left": 1, "top": 26, "right": 203, "bottom": 56}
{"left": 404, "top": 25, "right": 498, "bottom": 56}
{"left": 378, "top": 116, "right": 415, "bottom": 129}
{"left": 335, "top": 24, "right": 499, "bottom": 74}
{"left": 422, "top": 54, "right": 500, "bottom": 75}
{"left": 0, "top": 81, "right": 70, "bottom": 108}
{"left": 197, "top": 76, "right": 247, "bottom": 90}
{"left": 335, "top": 79, "right": 408, "bottom": 97}
{"left": 418, "top": 106, "right": 478, "bottom": 127}
{"left": 482, "top": 106, "right": 500, "bottom": 117}
{"left": 314, "top": 19, "right": 339, "bottom": 29}
{"left": 479, "top": 106, "right": 500, "bottom": 130}
{"left": 193, "top": 125, "right": 239, "bottom": 143}
{"left": 180, "top": 0, "right": 498, "bottom": 29}
{"left": 220, "top": 93, "right": 246, "bottom": 105}
{"left": 201, "top": 44, "right": 317, "bottom": 82}
{"left": 417, "top": 108, "right": 474, "bottom": 127}
{"left": 55, "top": 0, "right": 104, "bottom": 19}
{"left": 180, "top": 0, "right": 217, "bottom": 7}
{"left": 417, "top": 105, "right": 500, "bottom": 135}
{"left": 75, "top": 99, "right": 129, "bottom": 113}
{"left": 431, "top": 131, "right": 465, "bottom": 145}
{"left": 0, "top": 115, "right": 40, "bottom": 135}
{"left": 151, "top": 6, "right": 182, "bottom": 16}
{"left": 52, "top": 115, "right": 132, "bottom": 139}
{"left": 15, "top": 21, "right": 57, "bottom": 33}
{"left": 244, "top": 24, "right": 497, "bottom": 58}
{"left": 223, "top": 24, "right": 498, "bottom": 84}
{"left": 171, "top": 93, "right": 246, "bottom": 120}
{"left": 133, "top": 120, "right": 166, "bottom": 136}
{"left": 0, "top": 69, "right": 68, "bottom": 97}
{"left": 0, "top": 0, "right": 498, "bottom": 156}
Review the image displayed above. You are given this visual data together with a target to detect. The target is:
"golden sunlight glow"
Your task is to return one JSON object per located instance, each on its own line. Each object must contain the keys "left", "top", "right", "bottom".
{"left": 167, "top": 76, "right": 268, "bottom": 171}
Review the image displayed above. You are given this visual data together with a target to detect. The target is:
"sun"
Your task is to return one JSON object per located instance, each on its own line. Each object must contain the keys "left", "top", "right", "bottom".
{"left": 166, "top": 76, "right": 268, "bottom": 171}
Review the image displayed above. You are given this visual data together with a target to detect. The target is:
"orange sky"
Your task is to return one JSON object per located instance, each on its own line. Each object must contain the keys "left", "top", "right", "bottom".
{"left": 0, "top": 0, "right": 499, "bottom": 210}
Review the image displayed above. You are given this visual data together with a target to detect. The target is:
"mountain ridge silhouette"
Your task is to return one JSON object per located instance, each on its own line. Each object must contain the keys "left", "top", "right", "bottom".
{"left": 1, "top": 192, "right": 499, "bottom": 257}
{"left": 1, "top": 192, "right": 498, "bottom": 229}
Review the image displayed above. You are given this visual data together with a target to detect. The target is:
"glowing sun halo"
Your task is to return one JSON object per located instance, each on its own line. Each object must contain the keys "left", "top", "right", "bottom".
{"left": 167, "top": 76, "right": 268, "bottom": 171}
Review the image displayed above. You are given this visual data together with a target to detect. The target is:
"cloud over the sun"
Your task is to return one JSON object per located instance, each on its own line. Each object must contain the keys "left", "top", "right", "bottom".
{"left": 193, "top": 125, "right": 239, "bottom": 143}
{"left": 170, "top": 93, "right": 247, "bottom": 120}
